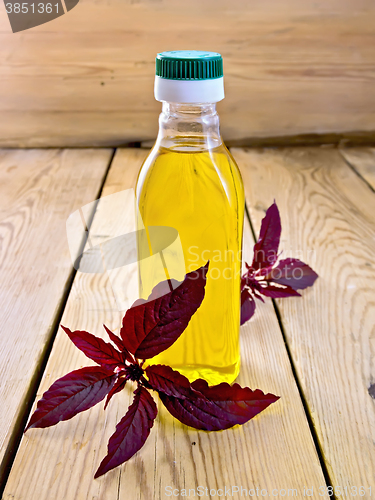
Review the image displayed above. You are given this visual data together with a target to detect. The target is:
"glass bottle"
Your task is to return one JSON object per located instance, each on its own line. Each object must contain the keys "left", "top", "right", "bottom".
{"left": 135, "top": 51, "right": 244, "bottom": 385}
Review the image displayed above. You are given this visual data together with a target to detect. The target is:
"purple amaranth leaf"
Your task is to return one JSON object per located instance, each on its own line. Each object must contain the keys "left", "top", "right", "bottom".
{"left": 145, "top": 364, "right": 199, "bottom": 400}
{"left": 242, "top": 271, "right": 260, "bottom": 290}
{"left": 62, "top": 326, "right": 126, "bottom": 370}
{"left": 240, "top": 289, "right": 256, "bottom": 325}
{"left": 267, "top": 258, "right": 318, "bottom": 290}
{"left": 192, "top": 378, "right": 279, "bottom": 421}
{"left": 252, "top": 202, "right": 281, "bottom": 270}
{"left": 242, "top": 274, "right": 265, "bottom": 303}
{"left": 26, "top": 367, "right": 116, "bottom": 430}
{"left": 147, "top": 365, "right": 279, "bottom": 431}
{"left": 138, "top": 278, "right": 181, "bottom": 303}
{"left": 103, "top": 324, "right": 134, "bottom": 363}
{"left": 95, "top": 386, "right": 157, "bottom": 478}
{"left": 103, "top": 324, "right": 124, "bottom": 350}
{"left": 257, "top": 283, "right": 301, "bottom": 299}
{"left": 120, "top": 262, "right": 209, "bottom": 359}
{"left": 104, "top": 376, "right": 129, "bottom": 410}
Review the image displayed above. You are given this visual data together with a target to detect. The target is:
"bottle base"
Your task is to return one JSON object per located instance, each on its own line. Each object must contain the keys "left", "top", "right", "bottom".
{"left": 161, "top": 359, "right": 241, "bottom": 386}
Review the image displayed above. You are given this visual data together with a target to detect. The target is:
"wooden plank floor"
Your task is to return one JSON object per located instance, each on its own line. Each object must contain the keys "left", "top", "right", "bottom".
{"left": 2, "top": 149, "right": 326, "bottom": 499}
{"left": 0, "top": 149, "right": 113, "bottom": 485}
{"left": 232, "top": 147, "right": 375, "bottom": 493}
{"left": 1, "top": 146, "right": 374, "bottom": 499}
{"left": 340, "top": 148, "right": 375, "bottom": 192}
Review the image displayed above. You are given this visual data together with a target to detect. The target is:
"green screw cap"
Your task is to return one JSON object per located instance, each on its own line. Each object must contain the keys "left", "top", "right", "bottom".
{"left": 156, "top": 51, "right": 223, "bottom": 81}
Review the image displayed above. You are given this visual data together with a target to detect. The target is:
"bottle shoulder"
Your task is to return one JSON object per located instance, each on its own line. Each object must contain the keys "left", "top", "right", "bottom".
{"left": 138, "top": 143, "right": 242, "bottom": 175}
{"left": 136, "top": 143, "right": 244, "bottom": 207}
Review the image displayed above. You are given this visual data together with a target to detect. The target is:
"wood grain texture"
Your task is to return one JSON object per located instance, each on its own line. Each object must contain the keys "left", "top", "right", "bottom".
{"left": 3, "top": 148, "right": 326, "bottom": 499}
{"left": 340, "top": 148, "right": 375, "bottom": 191}
{"left": 232, "top": 146, "right": 375, "bottom": 491}
{"left": 0, "top": 0, "right": 375, "bottom": 147}
{"left": 0, "top": 148, "right": 112, "bottom": 483}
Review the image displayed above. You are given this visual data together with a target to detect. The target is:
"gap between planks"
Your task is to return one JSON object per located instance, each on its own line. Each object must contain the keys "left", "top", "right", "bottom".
{"left": 232, "top": 146, "right": 375, "bottom": 493}
{"left": 243, "top": 202, "right": 335, "bottom": 494}
{"left": 338, "top": 148, "right": 375, "bottom": 195}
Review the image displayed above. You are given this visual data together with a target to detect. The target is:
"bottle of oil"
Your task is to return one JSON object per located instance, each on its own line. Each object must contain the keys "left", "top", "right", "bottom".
{"left": 135, "top": 51, "right": 244, "bottom": 385}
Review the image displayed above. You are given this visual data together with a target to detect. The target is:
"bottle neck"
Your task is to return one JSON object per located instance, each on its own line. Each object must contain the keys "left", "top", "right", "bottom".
{"left": 156, "top": 102, "right": 222, "bottom": 152}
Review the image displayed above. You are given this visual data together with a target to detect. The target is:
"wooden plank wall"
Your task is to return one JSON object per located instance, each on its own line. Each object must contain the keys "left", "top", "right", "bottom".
{"left": 0, "top": 0, "right": 375, "bottom": 147}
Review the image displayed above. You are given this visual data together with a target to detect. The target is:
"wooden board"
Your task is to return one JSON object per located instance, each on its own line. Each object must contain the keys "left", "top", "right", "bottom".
{"left": 0, "top": 148, "right": 112, "bottom": 484}
{"left": 0, "top": 0, "right": 375, "bottom": 147}
{"left": 232, "top": 146, "right": 375, "bottom": 491}
{"left": 340, "top": 148, "right": 375, "bottom": 191}
{"left": 3, "top": 148, "right": 326, "bottom": 499}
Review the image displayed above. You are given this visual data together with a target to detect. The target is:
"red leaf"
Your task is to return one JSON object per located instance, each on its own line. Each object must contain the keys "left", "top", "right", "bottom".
{"left": 103, "top": 324, "right": 124, "bottom": 350}
{"left": 104, "top": 376, "right": 129, "bottom": 410}
{"left": 240, "top": 289, "right": 256, "bottom": 325}
{"left": 62, "top": 326, "right": 125, "bottom": 370}
{"left": 95, "top": 386, "right": 157, "bottom": 478}
{"left": 268, "top": 258, "right": 318, "bottom": 290}
{"left": 103, "top": 324, "right": 134, "bottom": 363}
{"left": 258, "top": 283, "right": 301, "bottom": 298}
{"left": 147, "top": 365, "right": 279, "bottom": 431}
{"left": 26, "top": 366, "right": 116, "bottom": 430}
{"left": 136, "top": 278, "right": 182, "bottom": 304}
{"left": 252, "top": 202, "right": 281, "bottom": 270}
{"left": 145, "top": 364, "right": 198, "bottom": 400}
{"left": 120, "top": 262, "right": 209, "bottom": 359}
{"left": 192, "top": 378, "right": 279, "bottom": 418}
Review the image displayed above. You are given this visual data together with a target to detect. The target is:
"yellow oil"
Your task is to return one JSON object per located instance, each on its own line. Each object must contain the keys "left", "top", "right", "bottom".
{"left": 135, "top": 143, "right": 244, "bottom": 385}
